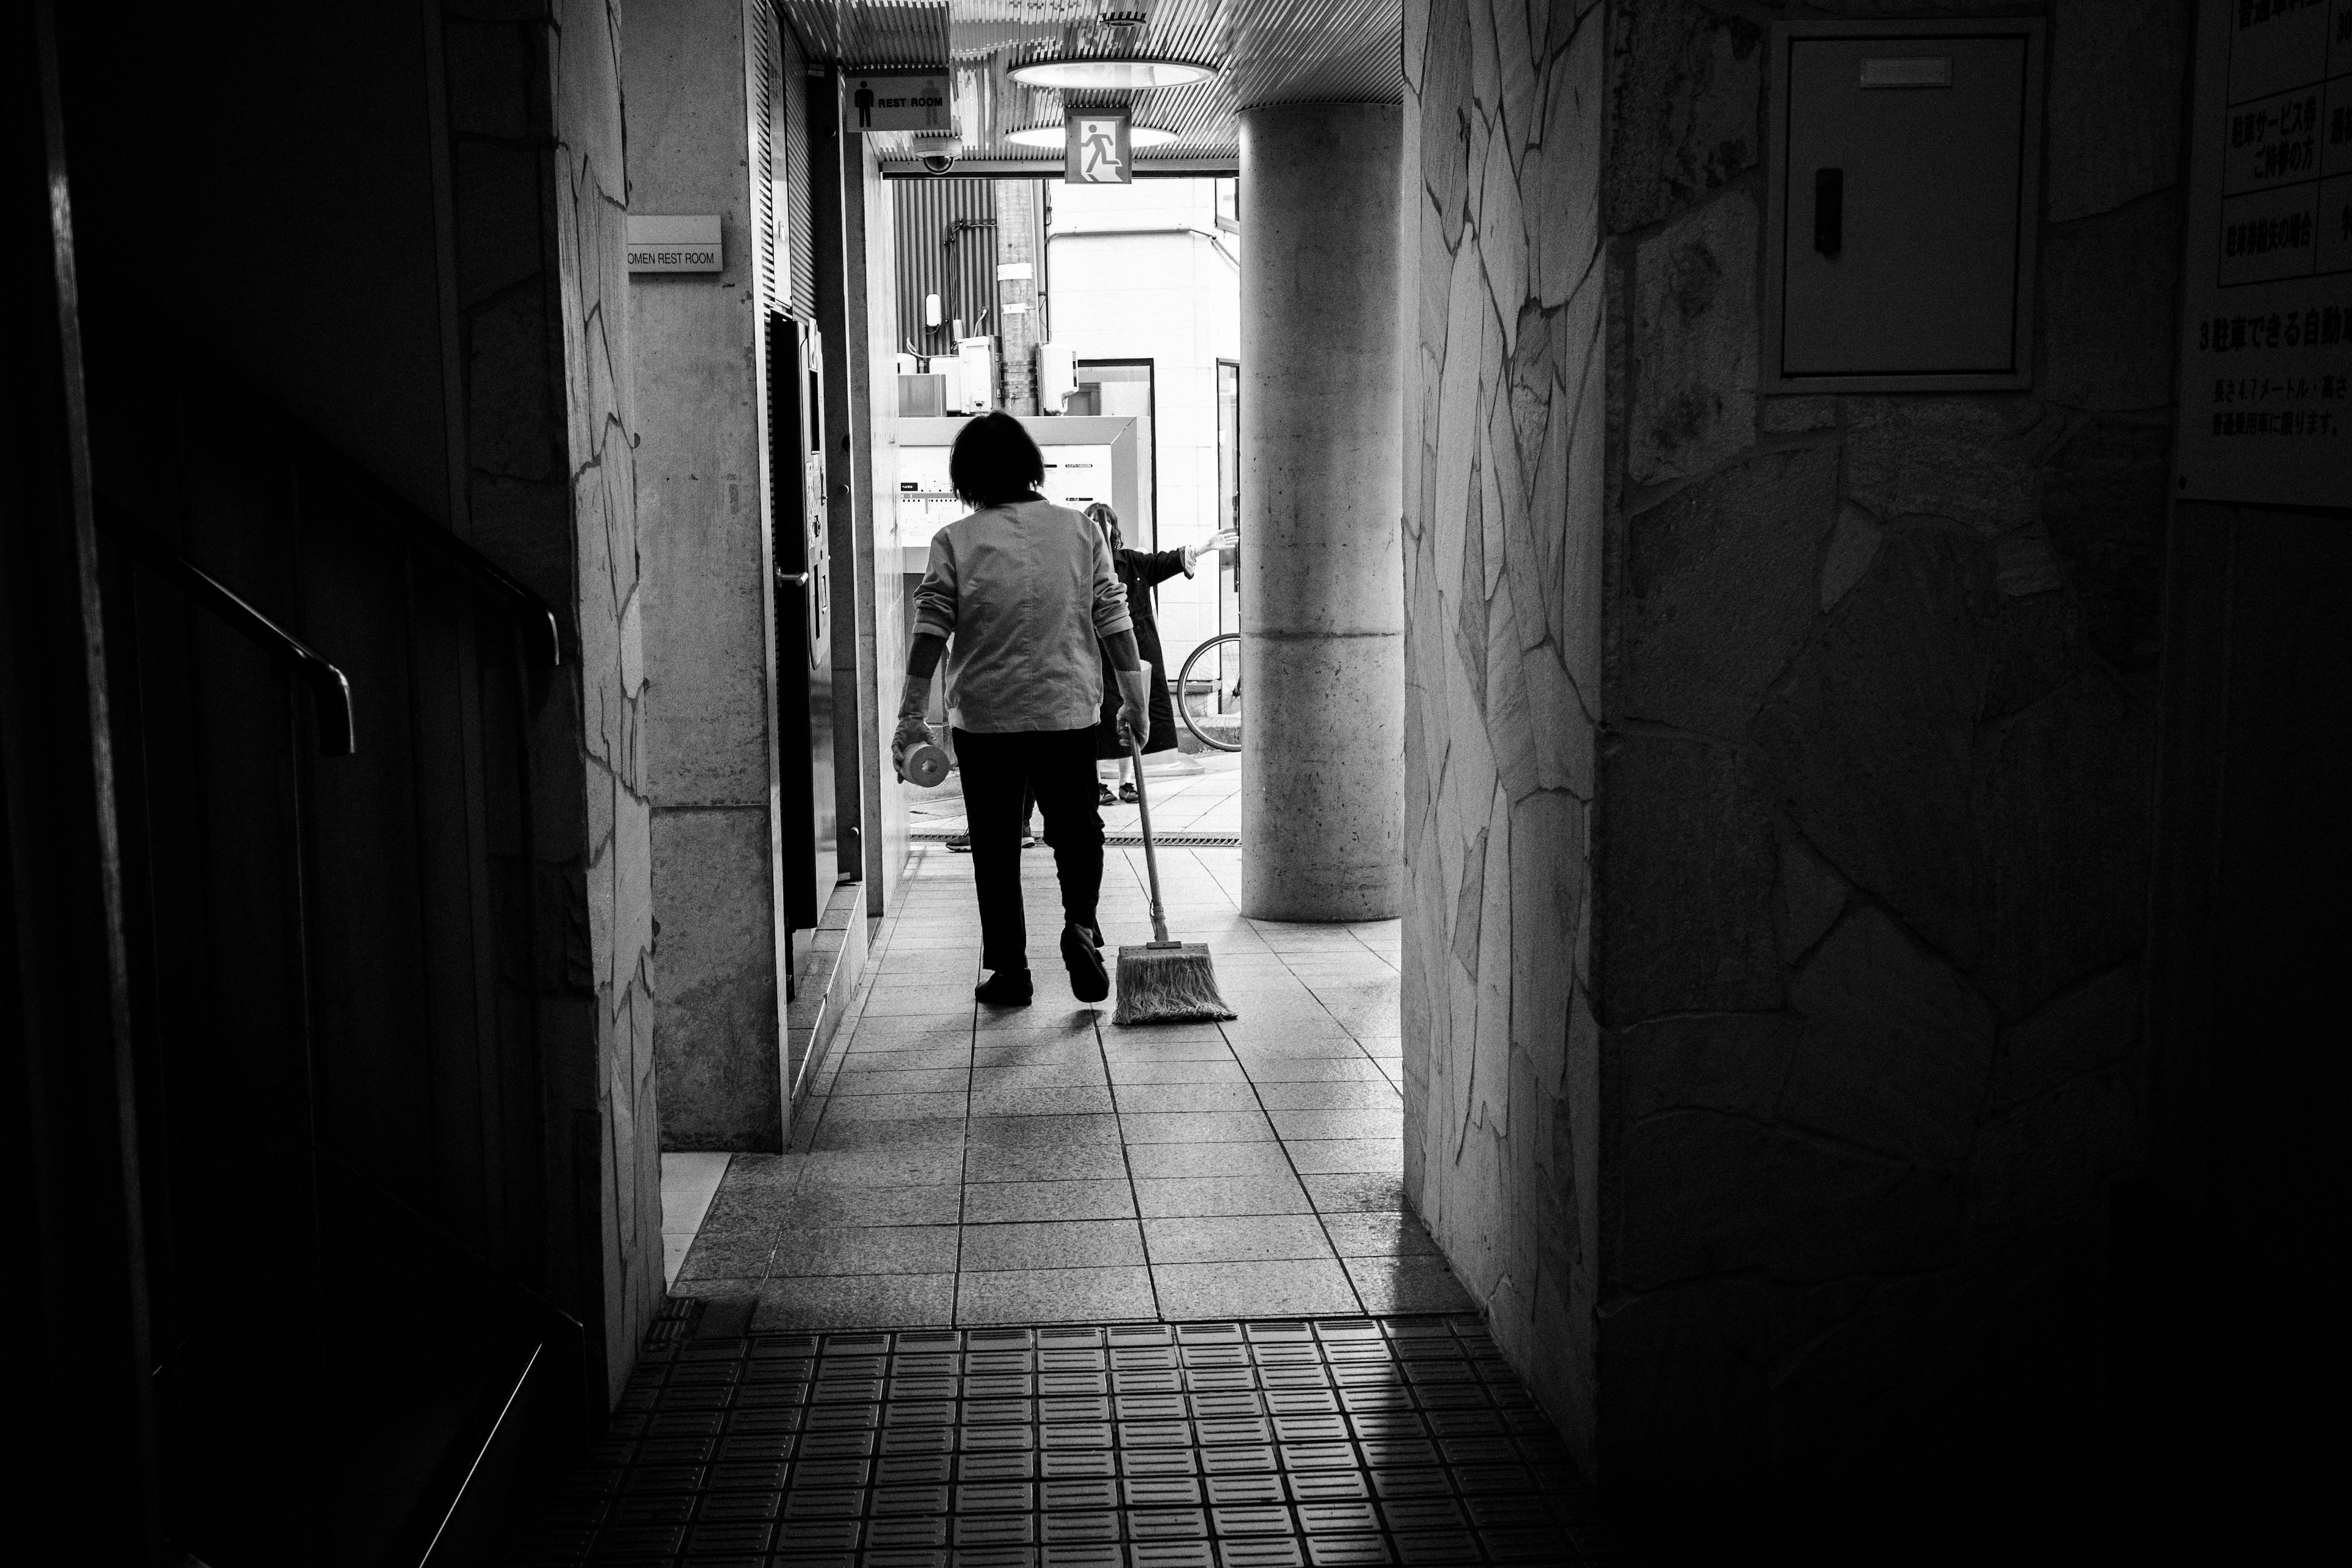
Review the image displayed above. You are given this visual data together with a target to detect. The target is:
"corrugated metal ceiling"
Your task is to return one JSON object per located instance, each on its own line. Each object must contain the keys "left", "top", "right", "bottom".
{"left": 771, "top": 0, "right": 1401, "bottom": 173}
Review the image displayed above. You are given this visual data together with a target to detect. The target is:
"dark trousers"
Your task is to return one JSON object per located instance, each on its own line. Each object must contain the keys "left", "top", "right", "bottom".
{"left": 954, "top": 726, "right": 1103, "bottom": 973}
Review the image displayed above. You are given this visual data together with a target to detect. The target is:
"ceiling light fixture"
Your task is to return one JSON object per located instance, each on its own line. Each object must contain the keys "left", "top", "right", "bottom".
{"left": 1006, "top": 58, "right": 1215, "bottom": 90}
{"left": 1005, "top": 123, "right": 1178, "bottom": 149}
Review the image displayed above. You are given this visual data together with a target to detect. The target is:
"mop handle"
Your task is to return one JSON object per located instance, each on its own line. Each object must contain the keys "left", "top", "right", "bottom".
{"left": 1126, "top": 729, "right": 1172, "bottom": 946}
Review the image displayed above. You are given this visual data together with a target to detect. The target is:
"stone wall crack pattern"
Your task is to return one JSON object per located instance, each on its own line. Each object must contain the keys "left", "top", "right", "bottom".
{"left": 554, "top": 0, "right": 664, "bottom": 1408}
{"left": 1404, "top": 0, "right": 1607, "bottom": 1479}
{"left": 1589, "top": 0, "right": 2169, "bottom": 1488}
{"left": 445, "top": 0, "right": 662, "bottom": 1407}
{"left": 1408, "top": 0, "right": 2179, "bottom": 1491}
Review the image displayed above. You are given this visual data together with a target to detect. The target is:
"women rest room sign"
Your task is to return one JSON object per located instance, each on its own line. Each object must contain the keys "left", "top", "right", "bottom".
{"left": 2174, "top": 0, "right": 2352, "bottom": 506}
{"left": 625, "top": 216, "right": 721, "bottom": 273}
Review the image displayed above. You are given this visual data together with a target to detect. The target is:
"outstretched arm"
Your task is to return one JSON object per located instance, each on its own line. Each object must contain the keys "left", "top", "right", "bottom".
{"left": 1152, "top": 532, "right": 1239, "bottom": 583}
{"left": 1188, "top": 530, "right": 1240, "bottom": 570}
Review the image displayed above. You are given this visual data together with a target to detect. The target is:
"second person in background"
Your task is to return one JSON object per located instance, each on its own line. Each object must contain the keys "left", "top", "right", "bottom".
{"left": 1085, "top": 501, "right": 1238, "bottom": 802}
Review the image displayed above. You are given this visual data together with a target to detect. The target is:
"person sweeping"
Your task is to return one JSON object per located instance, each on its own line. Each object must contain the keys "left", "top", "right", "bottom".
{"left": 892, "top": 413, "right": 1234, "bottom": 1023}
{"left": 892, "top": 413, "right": 1149, "bottom": 1006}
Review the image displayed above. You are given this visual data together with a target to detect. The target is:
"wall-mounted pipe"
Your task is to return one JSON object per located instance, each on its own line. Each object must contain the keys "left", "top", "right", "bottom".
{"left": 1046, "top": 225, "right": 1239, "bottom": 273}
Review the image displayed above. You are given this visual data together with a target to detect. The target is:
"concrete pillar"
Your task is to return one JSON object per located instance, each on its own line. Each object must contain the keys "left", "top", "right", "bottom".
{"left": 624, "top": 0, "right": 788, "bottom": 1150}
{"left": 1238, "top": 104, "right": 1405, "bottom": 921}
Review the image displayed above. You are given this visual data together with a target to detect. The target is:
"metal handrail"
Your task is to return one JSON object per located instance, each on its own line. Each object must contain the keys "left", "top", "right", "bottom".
{"left": 96, "top": 496, "right": 357, "bottom": 756}
{"left": 287, "top": 433, "right": 564, "bottom": 671}
{"left": 108, "top": 306, "right": 565, "bottom": 669}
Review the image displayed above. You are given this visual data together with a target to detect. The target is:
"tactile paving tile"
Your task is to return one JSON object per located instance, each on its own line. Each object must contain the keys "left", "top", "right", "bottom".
{"left": 498, "top": 1316, "right": 1667, "bottom": 1566}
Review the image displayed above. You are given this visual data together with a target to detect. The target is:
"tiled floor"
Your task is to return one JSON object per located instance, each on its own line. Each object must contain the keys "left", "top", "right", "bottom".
{"left": 498, "top": 1308, "right": 1672, "bottom": 1566}
{"left": 668, "top": 834, "right": 1457, "bottom": 1332}
{"left": 668, "top": 1155, "right": 737, "bottom": 1287}
{"left": 506, "top": 809, "right": 1683, "bottom": 1565}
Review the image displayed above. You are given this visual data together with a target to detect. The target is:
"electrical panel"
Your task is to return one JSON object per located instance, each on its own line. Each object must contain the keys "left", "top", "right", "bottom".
{"left": 955, "top": 336, "right": 997, "bottom": 412}
{"left": 1766, "top": 18, "right": 2044, "bottom": 391}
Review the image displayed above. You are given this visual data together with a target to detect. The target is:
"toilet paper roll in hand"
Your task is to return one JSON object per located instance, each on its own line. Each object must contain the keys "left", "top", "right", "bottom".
{"left": 902, "top": 741, "right": 951, "bottom": 789}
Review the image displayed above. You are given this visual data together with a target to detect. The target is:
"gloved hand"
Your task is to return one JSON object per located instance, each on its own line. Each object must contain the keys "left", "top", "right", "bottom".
{"left": 892, "top": 714, "right": 935, "bottom": 782}
{"left": 1115, "top": 662, "right": 1152, "bottom": 752}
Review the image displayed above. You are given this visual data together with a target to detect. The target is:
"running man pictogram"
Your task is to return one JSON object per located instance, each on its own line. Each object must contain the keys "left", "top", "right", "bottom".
{"left": 1082, "top": 126, "right": 1122, "bottom": 179}
{"left": 1066, "top": 115, "right": 1133, "bottom": 184}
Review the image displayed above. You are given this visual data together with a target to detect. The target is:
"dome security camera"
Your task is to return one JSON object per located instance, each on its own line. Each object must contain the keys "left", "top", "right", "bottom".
{"left": 920, "top": 151, "right": 959, "bottom": 175}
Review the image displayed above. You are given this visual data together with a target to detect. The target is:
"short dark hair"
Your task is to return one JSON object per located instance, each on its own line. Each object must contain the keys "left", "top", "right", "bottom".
{"left": 949, "top": 411, "right": 1046, "bottom": 508}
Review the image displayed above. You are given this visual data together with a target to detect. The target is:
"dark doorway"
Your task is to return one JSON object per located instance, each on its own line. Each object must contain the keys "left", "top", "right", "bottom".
{"left": 767, "top": 312, "right": 838, "bottom": 1014}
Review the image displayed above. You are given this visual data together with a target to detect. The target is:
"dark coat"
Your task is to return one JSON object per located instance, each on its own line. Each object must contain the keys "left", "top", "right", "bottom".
{"left": 1096, "top": 546, "right": 1191, "bottom": 758}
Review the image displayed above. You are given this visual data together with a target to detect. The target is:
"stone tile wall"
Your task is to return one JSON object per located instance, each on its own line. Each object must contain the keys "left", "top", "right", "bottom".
{"left": 552, "top": 0, "right": 666, "bottom": 1404}
{"left": 1400, "top": 0, "right": 1610, "bottom": 1477}
{"left": 1405, "top": 0, "right": 2187, "bottom": 1491}
{"left": 443, "top": 0, "right": 665, "bottom": 1407}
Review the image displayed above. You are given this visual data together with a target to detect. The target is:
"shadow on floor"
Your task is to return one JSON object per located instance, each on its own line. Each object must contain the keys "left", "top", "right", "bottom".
{"left": 497, "top": 1300, "right": 1678, "bottom": 1565}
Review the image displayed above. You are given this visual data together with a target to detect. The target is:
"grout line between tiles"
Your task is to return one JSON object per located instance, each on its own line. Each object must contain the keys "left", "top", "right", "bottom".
{"left": 1097, "top": 1006, "right": 1164, "bottom": 1320}
{"left": 1224, "top": 1027, "right": 1370, "bottom": 1318}
{"left": 949, "top": 979, "right": 979, "bottom": 1324}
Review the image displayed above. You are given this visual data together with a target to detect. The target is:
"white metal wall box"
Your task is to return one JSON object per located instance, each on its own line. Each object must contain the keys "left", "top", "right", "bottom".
{"left": 1765, "top": 19, "right": 2046, "bottom": 391}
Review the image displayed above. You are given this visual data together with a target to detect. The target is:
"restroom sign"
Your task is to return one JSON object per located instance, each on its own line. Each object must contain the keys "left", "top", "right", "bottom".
{"left": 625, "top": 215, "right": 721, "bottom": 273}
{"left": 1065, "top": 111, "right": 1133, "bottom": 184}
{"left": 847, "top": 72, "right": 951, "bottom": 133}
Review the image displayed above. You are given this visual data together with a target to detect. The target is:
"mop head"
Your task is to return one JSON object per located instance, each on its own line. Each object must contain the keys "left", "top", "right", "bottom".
{"left": 1112, "top": 940, "right": 1237, "bottom": 1025}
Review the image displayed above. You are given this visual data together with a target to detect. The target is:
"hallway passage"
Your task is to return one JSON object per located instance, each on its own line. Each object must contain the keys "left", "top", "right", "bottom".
{"left": 495, "top": 841, "right": 1686, "bottom": 1565}
{"left": 669, "top": 834, "right": 1462, "bottom": 1329}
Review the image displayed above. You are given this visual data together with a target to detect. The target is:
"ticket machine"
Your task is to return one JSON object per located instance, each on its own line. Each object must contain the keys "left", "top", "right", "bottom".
{"left": 892, "top": 413, "right": 1145, "bottom": 574}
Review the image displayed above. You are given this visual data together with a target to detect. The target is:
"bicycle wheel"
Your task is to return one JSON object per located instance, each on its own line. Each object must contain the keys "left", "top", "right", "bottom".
{"left": 1176, "top": 631, "right": 1242, "bottom": 753}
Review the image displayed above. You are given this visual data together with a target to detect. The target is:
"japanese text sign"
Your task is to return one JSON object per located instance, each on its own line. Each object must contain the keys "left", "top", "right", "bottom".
{"left": 2173, "top": 0, "right": 2352, "bottom": 505}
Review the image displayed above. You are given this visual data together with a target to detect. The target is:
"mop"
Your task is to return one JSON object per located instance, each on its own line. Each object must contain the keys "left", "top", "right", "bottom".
{"left": 1111, "top": 730, "right": 1237, "bottom": 1025}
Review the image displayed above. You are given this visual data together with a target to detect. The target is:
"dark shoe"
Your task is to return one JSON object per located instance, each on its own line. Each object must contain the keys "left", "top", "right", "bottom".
{"left": 1061, "top": 922, "right": 1110, "bottom": 1004}
{"left": 974, "top": 969, "right": 1033, "bottom": 1006}
{"left": 1098, "top": 783, "right": 1117, "bottom": 805}
{"left": 1119, "top": 782, "right": 1140, "bottom": 803}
